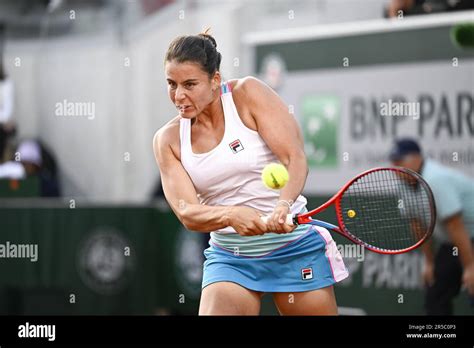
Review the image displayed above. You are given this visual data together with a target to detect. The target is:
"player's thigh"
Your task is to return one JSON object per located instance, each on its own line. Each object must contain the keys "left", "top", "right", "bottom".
{"left": 199, "top": 281, "right": 262, "bottom": 315}
{"left": 272, "top": 285, "right": 338, "bottom": 315}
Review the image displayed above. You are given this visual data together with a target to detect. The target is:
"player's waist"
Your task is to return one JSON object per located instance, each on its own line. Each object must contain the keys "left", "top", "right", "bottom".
{"left": 209, "top": 223, "right": 312, "bottom": 257}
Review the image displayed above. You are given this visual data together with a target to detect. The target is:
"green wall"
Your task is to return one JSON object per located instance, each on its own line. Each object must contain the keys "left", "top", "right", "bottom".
{"left": 0, "top": 201, "right": 471, "bottom": 315}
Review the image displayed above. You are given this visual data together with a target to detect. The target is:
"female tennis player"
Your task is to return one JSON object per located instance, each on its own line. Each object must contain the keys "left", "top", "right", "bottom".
{"left": 153, "top": 30, "right": 348, "bottom": 315}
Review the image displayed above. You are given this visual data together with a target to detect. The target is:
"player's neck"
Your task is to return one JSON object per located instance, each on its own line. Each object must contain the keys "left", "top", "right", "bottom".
{"left": 417, "top": 159, "right": 425, "bottom": 174}
{"left": 195, "top": 95, "right": 224, "bottom": 129}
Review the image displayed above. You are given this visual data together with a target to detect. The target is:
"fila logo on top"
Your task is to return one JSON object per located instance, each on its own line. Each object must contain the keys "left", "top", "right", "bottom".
{"left": 229, "top": 139, "right": 244, "bottom": 154}
{"left": 301, "top": 267, "right": 313, "bottom": 280}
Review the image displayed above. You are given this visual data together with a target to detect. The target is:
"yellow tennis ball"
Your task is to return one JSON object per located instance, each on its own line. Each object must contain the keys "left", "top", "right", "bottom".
{"left": 347, "top": 210, "right": 356, "bottom": 218}
{"left": 262, "top": 163, "right": 289, "bottom": 189}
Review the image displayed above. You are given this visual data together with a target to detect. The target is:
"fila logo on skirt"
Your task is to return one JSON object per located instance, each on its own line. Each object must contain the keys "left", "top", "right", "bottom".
{"left": 301, "top": 267, "right": 313, "bottom": 280}
{"left": 229, "top": 139, "right": 244, "bottom": 154}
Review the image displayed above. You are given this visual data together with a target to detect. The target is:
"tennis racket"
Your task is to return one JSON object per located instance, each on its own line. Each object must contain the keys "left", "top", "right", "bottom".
{"left": 263, "top": 167, "right": 436, "bottom": 254}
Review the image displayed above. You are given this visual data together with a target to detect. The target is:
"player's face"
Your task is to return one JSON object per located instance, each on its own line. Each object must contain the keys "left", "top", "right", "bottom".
{"left": 391, "top": 154, "right": 422, "bottom": 173}
{"left": 165, "top": 60, "right": 218, "bottom": 119}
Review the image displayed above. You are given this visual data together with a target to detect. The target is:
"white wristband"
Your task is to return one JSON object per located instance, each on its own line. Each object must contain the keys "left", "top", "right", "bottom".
{"left": 276, "top": 199, "right": 293, "bottom": 209}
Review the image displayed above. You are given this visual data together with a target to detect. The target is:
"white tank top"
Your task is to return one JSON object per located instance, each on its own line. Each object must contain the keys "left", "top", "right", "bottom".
{"left": 179, "top": 83, "right": 309, "bottom": 256}
{"left": 180, "top": 81, "right": 309, "bottom": 255}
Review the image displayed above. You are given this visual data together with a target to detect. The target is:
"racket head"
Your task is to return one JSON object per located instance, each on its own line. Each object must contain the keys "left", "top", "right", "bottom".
{"left": 334, "top": 167, "right": 436, "bottom": 254}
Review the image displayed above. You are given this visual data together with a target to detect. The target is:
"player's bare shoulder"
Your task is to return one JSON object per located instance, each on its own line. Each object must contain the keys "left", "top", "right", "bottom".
{"left": 230, "top": 76, "right": 263, "bottom": 102}
{"left": 228, "top": 77, "right": 264, "bottom": 130}
{"left": 153, "top": 116, "right": 181, "bottom": 162}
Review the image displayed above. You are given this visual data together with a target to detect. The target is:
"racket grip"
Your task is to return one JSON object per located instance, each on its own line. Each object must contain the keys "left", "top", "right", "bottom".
{"left": 261, "top": 214, "right": 295, "bottom": 225}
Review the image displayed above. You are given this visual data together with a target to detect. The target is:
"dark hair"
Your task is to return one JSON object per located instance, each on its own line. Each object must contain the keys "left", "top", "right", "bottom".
{"left": 165, "top": 29, "right": 222, "bottom": 78}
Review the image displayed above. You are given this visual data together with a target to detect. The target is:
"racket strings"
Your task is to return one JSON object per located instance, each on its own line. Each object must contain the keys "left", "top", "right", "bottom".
{"left": 356, "top": 171, "right": 430, "bottom": 248}
{"left": 338, "top": 169, "right": 434, "bottom": 252}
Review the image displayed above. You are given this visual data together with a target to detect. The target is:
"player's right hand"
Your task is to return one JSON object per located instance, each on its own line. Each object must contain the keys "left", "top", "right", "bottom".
{"left": 422, "top": 259, "right": 435, "bottom": 287}
{"left": 229, "top": 206, "right": 268, "bottom": 236}
{"left": 462, "top": 262, "right": 474, "bottom": 295}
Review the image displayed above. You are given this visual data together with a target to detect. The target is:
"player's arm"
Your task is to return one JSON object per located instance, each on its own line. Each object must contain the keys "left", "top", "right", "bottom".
{"left": 444, "top": 213, "right": 474, "bottom": 294}
{"left": 241, "top": 77, "right": 308, "bottom": 231}
{"left": 153, "top": 126, "right": 267, "bottom": 235}
{"left": 420, "top": 237, "right": 435, "bottom": 286}
{"left": 409, "top": 218, "right": 435, "bottom": 285}
{"left": 429, "top": 177, "right": 474, "bottom": 293}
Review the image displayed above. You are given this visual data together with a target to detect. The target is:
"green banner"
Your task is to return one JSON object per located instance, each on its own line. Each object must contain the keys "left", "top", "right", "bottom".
{"left": 0, "top": 201, "right": 471, "bottom": 315}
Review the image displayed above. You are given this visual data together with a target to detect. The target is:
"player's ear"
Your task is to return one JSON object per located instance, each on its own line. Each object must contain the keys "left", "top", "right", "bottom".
{"left": 211, "top": 71, "right": 221, "bottom": 91}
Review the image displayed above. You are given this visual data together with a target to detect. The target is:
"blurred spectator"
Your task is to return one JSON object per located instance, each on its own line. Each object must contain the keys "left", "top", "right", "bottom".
{"left": 385, "top": 0, "right": 474, "bottom": 18}
{"left": 0, "top": 159, "right": 24, "bottom": 179}
{"left": 386, "top": 0, "right": 423, "bottom": 17}
{"left": 389, "top": 138, "right": 474, "bottom": 314}
{"left": 0, "top": 59, "right": 16, "bottom": 163}
{"left": 17, "top": 140, "right": 42, "bottom": 176}
{"left": 32, "top": 140, "right": 62, "bottom": 197}
{"left": 0, "top": 139, "right": 61, "bottom": 197}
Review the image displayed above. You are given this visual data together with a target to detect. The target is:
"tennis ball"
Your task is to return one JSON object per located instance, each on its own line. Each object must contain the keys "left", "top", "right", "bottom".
{"left": 347, "top": 210, "right": 356, "bottom": 218}
{"left": 262, "top": 163, "right": 289, "bottom": 189}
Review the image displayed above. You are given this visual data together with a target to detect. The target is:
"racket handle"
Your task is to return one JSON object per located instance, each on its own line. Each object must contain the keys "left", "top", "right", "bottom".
{"left": 261, "top": 214, "right": 295, "bottom": 225}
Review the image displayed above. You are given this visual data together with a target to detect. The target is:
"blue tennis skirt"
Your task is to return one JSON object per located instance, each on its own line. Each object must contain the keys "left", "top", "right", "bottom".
{"left": 202, "top": 226, "right": 349, "bottom": 293}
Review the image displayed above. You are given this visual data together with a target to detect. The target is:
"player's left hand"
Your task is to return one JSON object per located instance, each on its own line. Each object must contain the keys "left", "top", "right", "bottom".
{"left": 462, "top": 262, "right": 474, "bottom": 295}
{"left": 266, "top": 204, "right": 296, "bottom": 234}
